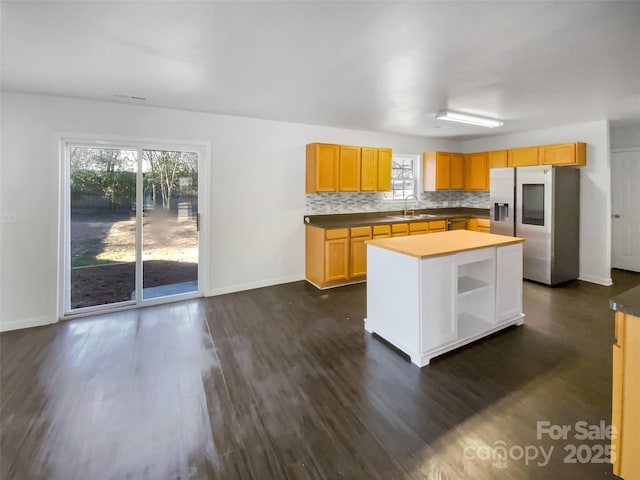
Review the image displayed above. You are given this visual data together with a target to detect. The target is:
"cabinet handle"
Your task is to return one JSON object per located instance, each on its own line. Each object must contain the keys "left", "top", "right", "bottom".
{"left": 612, "top": 214, "right": 621, "bottom": 219}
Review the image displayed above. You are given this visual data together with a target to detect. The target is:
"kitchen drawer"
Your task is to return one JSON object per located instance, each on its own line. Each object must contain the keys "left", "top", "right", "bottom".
{"left": 350, "top": 226, "right": 372, "bottom": 238}
{"left": 373, "top": 225, "right": 391, "bottom": 237}
{"left": 409, "top": 222, "right": 429, "bottom": 234}
{"left": 476, "top": 219, "right": 490, "bottom": 228}
{"left": 429, "top": 220, "right": 446, "bottom": 230}
{"left": 325, "top": 228, "right": 349, "bottom": 240}
{"left": 391, "top": 223, "right": 409, "bottom": 236}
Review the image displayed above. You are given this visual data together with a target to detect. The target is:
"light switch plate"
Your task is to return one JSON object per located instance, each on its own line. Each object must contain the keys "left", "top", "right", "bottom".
{"left": 2, "top": 212, "right": 18, "bottom": 223}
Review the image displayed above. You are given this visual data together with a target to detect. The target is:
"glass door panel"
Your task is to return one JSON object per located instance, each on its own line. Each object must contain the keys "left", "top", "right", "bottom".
{"left": 69, "top": 147, "right": 137, "bottom": 309}
{"left": 141, "top": 150, "right": 199, "bottom": 300}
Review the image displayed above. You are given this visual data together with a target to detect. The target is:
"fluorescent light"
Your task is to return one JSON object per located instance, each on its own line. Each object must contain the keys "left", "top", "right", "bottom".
{"left": 435, "top": 111, "right": 503, "bottom": 128}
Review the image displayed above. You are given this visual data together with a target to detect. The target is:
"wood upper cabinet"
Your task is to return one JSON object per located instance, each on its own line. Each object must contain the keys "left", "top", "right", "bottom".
{"left": 338, "top": 145, "right": 361, "bottom": 191}
{"left": 508, "top": 146, "right": 539, "bottom": 167}
{"left": 324, "top": 228, "right": 349, "bottom": 282}
{"left": 539, "top": 142, "right": 586, "bottom": 166}
{"left": 360, "top": 147, "right": 378, "bottom": 191}
{"left": 377, "top": 148, "right": 392, "bottom": 191}
{"left": 306, "top": 143, "right": 339, "bottom": 193}
{"left": 464, "top": 152, "right": 488, "bottom": 191}
{"left": 424, "top": 151, "right": 466, "bottom": 191}
{"left": 450, "top": 154, "right": 464, "bottom": 189}
{"left": 488, "top": 150, "right": 508, "bottom": 169}
{"left": 350, "top": 226, "right": 371, "bottom": 278}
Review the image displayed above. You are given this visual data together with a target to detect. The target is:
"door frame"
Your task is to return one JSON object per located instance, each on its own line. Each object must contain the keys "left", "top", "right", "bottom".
{"left": 57, "top": 134, "right": 211, "bottom": 319}
{"left": 611, "top": 147, "right": 640, "bottom": 273}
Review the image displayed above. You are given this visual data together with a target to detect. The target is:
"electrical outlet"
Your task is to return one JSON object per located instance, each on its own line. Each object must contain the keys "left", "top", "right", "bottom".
{"left": 2, "top": 212, "right": 18, "bottom": 223}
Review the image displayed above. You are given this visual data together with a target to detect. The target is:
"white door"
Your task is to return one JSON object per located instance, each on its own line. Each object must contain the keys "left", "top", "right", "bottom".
{"left": 611, "top": 150, "right": 640, "bottom": 272}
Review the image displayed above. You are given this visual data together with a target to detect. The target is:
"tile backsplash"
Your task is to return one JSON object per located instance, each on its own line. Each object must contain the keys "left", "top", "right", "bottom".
{"left": 305, "top": 191, "right": 490, "bottom": 214}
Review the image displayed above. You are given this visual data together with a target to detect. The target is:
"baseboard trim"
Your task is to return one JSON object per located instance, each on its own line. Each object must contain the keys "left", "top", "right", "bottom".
{"left": 578, "top": 274, "right": 613, "bottom": 286}
{"left": 206, "top": 274, "right": 305, "bottom": 297}
{"left": 0, "top": 315, "right": 56, "bottom": 333}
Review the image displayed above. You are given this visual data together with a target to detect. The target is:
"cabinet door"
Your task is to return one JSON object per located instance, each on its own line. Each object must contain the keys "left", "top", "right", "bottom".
{"left": 436, "top": 152, "right": 452, "bottom": 189}
{"left": 496, "top": 243, "right": 523, "bottom": 322}
{"left": 350, "top": 227, "right": 371, "bottom": 278}
{"left": 464, "top": 152, "right": 488, "bottom": 190}
{"left": 450, "top": 153, "right": 464, "bottom": 189}
{"left": 466, "top": 218, "right": 479, "bottom": 231}
{"left": 539, "top": 143, "right": 586, "bottom": 166}
{"left": 325, "top": 238, "right": 349, "bottom": 282}
{"left": 339, "top": 145, "right": 361, "bottom": 191}
{"left": 306, "top": 143, "right": 339, "bottom": 192}
{"left": 488, "top": 150, "right": 508, "bottom": 168}
{"left": 508, "top": 147, "right": 539, "bottom": 167}
{"left": 360, "top": 147, "right": 378, "bottom": 191}
{"left": 420, "top": 256, "right": 456, "bottom": 349}
{"left": 377, "top": 148, "right": 392, "bottom": 191}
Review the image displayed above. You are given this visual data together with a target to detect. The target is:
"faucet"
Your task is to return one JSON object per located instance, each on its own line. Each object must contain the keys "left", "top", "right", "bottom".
{"left": 403, "top": 194, "right": 419, "bottom": 216}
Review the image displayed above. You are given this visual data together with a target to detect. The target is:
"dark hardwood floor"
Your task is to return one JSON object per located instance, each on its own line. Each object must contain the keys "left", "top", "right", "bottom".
{"left": 1, "top": 270, "right": 639, "bottom": 480}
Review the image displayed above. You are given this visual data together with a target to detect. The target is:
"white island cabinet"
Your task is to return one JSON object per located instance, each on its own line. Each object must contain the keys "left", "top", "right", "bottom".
{"left": 365, "top": 230, "right": 524, "bottom": 367}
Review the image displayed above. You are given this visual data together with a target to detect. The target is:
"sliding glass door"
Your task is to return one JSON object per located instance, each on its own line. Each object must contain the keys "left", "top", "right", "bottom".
{"left": 65, "top": 142, "right": 202, "bottom": 314}
{"left": 141, "top": 150, "right": 198, "bottom": 300}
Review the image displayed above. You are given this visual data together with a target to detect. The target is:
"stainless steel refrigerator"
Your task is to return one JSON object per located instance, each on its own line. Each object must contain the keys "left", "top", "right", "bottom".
{"left": 490, "top": 166, "right": 580, "bottom": 286}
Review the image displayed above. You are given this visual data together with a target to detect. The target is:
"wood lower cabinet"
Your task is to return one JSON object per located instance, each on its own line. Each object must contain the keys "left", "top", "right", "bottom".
{"left": 306, "top": 143, "right": 339, "bottom": 193}
{"left": 360, "top": 147, "right": 378, "bottom": 191}
{"left": 612, "top": 310, "right": 640, "bottom": 479}
{"left": 539, "top": 142, "right": 586, "bottom": 166}
{"left": 508, "top": 146, "right": 539, "bottom": 166}
{"left": 350, "top": 226, "right": 372, "bottom": 279}
{"left": 466, "top": 218, "right": 490, "bottom": 233}
{"left": 306, "top": 226, "right": 350, "bottom": 288}
{"left": 324, "top": 229, "right": 349, "bottom": 282}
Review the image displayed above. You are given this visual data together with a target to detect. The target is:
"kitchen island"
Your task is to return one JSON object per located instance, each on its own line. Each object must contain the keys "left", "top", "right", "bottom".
{"left": 365, "top": 230, "right": 525, "bottom": 366}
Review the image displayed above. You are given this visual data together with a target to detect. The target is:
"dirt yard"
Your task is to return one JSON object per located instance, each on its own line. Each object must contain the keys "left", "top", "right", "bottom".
{"left": 70, "top": 211, "right": 198, "bottom": 308}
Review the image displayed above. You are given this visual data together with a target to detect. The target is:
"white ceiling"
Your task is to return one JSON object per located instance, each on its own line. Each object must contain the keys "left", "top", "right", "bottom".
{"left": 2, "top": 1, "right": 640, "bottom": 140}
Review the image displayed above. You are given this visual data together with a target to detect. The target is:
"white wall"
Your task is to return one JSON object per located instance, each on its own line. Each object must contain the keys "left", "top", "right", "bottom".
{"left": 461, "top": 120, "right": 612, "bottom": 286}
{"left": 0, "top": 92, "right": 460, "bottom": 331}
{"left": 610, "top": 123, "right": 640, "bottom": 149}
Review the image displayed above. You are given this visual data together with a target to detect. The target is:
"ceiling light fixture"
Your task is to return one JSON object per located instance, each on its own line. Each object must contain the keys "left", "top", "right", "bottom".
{"left": 435, "top": 111, "right": 503, "bottom": 128}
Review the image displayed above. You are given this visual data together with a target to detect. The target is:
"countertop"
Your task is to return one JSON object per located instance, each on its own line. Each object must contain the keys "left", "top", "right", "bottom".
{"left": 304, "top": 207, "right": 489, "bottom": 229}
{"left": 610, "top": 284, "right": 640, "bottom": 317}
{"left": 366, "top": 230, "right": 524, "bottom": 259}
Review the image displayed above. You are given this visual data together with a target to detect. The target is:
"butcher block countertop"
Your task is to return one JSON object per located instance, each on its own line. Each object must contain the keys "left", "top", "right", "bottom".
{"left": 366, "top": 230, "right": 524, "bottom": 258}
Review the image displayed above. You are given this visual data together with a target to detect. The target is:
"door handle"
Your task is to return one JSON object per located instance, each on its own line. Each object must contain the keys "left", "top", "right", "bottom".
{"left": 612, "top": 214, "right": 621, "bottom": 219}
